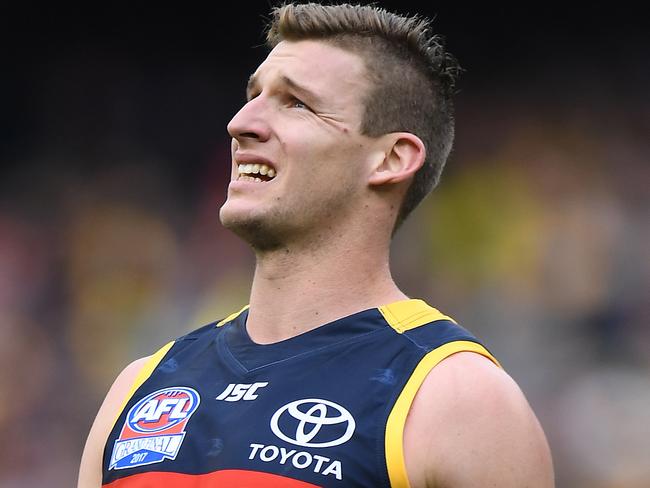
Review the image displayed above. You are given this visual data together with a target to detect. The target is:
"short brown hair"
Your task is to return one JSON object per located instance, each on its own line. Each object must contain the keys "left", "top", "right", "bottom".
{"left": 266, "top": 2, "right": 460, "bottom": 230}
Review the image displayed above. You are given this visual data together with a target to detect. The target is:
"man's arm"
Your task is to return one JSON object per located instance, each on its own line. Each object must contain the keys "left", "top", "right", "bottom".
{"left": 404, "top": 352, "right": 554, "bottom": 488}
{"left": 77, "top": 357, "right": 150, "bottom": 488}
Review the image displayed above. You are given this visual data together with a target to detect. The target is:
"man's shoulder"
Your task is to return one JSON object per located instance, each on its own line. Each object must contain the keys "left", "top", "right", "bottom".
{"left": 404, "top": 352, "right": 554, "bottom": 487}
{"left": 78, "top": 356, "right": 153, "bottom": 487}
{"left": 413, "top": 352, "right": 530, "bottom": 428}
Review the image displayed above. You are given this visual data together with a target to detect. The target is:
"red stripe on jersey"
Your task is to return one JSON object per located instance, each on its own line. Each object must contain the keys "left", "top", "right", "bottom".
{"left": 103, "top": 469, "right": 321, "bottom": 487}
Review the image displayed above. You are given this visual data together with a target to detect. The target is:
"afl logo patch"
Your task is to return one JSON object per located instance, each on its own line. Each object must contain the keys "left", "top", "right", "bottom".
{"left": 109, "top": 387, "right": 200, "bottom": 470}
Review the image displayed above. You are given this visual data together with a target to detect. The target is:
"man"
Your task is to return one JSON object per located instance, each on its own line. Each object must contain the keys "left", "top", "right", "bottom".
{"left": 79, "top": 3, "right": 553, "bottom": 487}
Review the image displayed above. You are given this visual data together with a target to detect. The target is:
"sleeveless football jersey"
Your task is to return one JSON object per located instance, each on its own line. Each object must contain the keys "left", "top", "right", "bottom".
{"left": 102, "top": 298, "right": 499, "bottom": 487}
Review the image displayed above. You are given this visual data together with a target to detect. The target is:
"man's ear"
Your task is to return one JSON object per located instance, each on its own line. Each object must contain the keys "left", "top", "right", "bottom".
{"left": 368, "top": 132, "right": 426, "bottom": 186}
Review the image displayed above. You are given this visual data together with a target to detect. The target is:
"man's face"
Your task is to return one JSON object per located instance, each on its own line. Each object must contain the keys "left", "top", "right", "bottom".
{"left": 220, "top": 40, "right": 379, "bottom": 250}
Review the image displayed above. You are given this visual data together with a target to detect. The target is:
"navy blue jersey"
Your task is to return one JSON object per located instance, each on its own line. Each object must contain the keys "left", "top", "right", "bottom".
{"left": 102, "top": 299, "right": 499, "bottom": 487}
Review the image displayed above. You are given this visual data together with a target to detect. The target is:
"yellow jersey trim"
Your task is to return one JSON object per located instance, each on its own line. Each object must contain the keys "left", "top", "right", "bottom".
{"left": 111, "top": 340, "right": 175, "bottom": 431}
{"left": 385, "top": 340, "right": 500, "bottom": 488}
{"left": 379, "top": 299, "right": 456, "bottom": 333}
{"left": 216, "top": 304, "right": 250, "bottom": 327}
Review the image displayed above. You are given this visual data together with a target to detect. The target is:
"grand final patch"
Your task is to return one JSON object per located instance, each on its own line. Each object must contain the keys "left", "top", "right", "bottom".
{"left": 109, "top": 386, "right": 201, "bottom": 470}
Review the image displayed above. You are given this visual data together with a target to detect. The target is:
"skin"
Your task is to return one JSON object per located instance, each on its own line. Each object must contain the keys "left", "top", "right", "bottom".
{"left": 78, "top": 39, "right": 554, "bottom": 487}
{"left": 78, "top": 357, "right": 149, "bottom": 488}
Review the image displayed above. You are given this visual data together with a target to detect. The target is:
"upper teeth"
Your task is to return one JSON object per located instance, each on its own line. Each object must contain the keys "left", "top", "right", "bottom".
{"left": 238, "top": 163, "right": 276, "bottom": 178}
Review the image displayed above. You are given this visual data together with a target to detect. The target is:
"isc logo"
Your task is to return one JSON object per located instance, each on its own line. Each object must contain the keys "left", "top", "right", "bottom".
{"left": 216, "top": 382, "right": 269, "bottom": 402}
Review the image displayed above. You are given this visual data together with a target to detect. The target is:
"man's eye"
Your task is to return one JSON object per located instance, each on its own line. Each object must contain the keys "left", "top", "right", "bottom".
{"left": 290, "top": 97, "right": 309, "bottom": 110}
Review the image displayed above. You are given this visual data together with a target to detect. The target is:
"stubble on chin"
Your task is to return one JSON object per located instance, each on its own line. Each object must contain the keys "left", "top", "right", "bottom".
{"left": 219, "top": 208, "right": 287, "bottom": 252}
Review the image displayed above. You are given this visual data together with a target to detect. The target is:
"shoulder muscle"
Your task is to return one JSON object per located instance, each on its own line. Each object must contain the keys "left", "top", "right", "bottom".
{"left": 77, "top": 356, "right": 150, "bottom": 488}
{"left": 404, "top": 352, "right": 554, "bottom": 488}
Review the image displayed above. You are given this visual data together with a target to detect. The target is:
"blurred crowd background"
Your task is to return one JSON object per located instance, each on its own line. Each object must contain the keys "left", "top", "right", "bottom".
{"left": 1, "top": 2, "right": 648, "bottom": 487}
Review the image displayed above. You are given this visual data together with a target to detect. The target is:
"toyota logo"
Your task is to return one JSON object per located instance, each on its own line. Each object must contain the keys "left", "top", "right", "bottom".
{"left": 270, "top": 398, "right": 356, "bottom": 448}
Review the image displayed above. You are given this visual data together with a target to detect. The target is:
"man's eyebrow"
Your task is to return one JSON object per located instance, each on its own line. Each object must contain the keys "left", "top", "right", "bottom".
{"left": 280, "top": 76, "right": 322, "bottom": 104}
{"left": 246, "top": 74, "right": 258, "bottom": 99}
{"left": 246, "top": 73, "right": 323, "bottom": 105}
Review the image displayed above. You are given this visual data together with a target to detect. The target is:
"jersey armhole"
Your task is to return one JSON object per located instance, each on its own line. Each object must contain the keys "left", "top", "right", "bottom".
{"left": 108, "top": 340, "right": 176, "bottom": 433}
{"left": 384, "top": 340, "right": 500, "bottom": 488}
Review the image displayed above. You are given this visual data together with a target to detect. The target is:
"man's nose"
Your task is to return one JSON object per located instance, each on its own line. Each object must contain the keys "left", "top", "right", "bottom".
{"left": 227, "top": 96, "right": 271, "bottom": 143}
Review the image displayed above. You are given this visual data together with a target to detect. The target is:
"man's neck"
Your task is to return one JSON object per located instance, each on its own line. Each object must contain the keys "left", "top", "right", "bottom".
{"left": 245, "top": 234, "right": 407, "bottom": 344}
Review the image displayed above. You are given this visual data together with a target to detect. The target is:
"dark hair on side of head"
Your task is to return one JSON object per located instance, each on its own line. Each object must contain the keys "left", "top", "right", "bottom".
{"left": 266, "top": 2, "right": 461, "bottom": 231}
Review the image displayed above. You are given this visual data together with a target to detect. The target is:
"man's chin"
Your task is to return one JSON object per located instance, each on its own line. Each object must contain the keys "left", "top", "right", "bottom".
{"left": 219, "top": 208, "right": 285, "bottom": 252}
